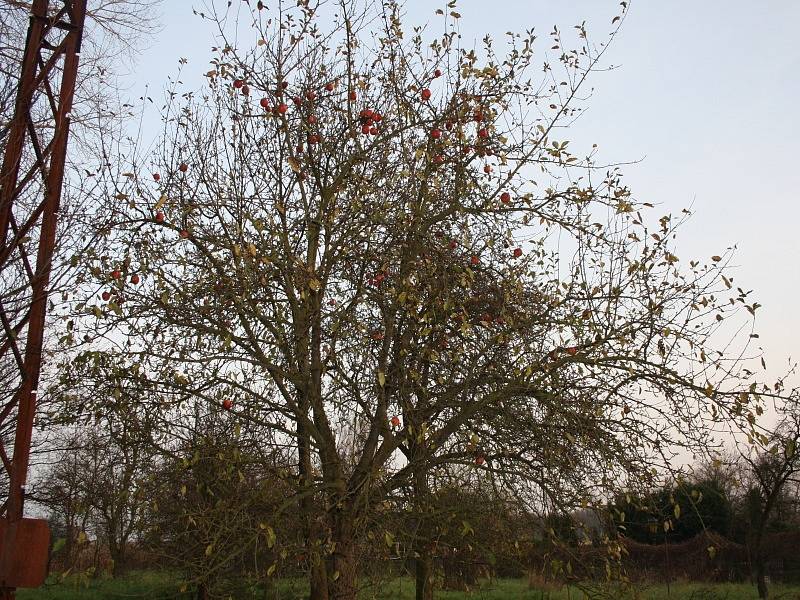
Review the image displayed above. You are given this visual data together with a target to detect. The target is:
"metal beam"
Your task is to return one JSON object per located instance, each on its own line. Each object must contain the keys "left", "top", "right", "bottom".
{"left": 0, "top": 1, "right": 87, "bottom": 596}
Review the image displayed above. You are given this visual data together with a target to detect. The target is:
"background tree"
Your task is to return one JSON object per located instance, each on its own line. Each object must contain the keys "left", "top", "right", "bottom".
{"left": 738, "top": 406, "right": 800, "bottom": 599}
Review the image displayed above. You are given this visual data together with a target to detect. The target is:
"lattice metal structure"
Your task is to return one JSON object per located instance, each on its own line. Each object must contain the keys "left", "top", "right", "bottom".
{"left": 0, "top": 0, "right": 86, "bottom": 594}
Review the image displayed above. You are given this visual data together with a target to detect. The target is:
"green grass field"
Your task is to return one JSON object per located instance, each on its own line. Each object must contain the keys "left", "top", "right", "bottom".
{"left": 15, "top": 572, "right": 800, "bottom": 600}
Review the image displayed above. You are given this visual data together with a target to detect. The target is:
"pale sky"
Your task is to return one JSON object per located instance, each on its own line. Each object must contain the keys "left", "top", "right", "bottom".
{"left": 125, "top": 0, "right": 800, "bottom": 393}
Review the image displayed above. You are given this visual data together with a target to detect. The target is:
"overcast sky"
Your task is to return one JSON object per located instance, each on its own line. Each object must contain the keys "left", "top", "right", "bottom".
{"left": 125, "top": 0, "right": 800, "bottom": 396}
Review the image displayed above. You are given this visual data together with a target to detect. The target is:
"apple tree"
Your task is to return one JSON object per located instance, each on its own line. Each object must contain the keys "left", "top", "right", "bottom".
{"left": 56, "top": 1, "right": 796, "bottom": 598}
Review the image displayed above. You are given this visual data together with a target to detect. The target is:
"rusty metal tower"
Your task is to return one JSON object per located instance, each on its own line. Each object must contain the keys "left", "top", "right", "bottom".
{"left": 0, "top": 0, "right": 86, "bottom": 595}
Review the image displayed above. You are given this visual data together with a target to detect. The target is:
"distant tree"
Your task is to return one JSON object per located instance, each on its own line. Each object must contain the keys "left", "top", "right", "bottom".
{"left": 33, "top": 419, "right": 151, "bottom": 577}
{"left": 738, "top": 406, "right": 800, "bottom": 599}
{"left": 611, "top": 476, "right": 734, "bottom": 546}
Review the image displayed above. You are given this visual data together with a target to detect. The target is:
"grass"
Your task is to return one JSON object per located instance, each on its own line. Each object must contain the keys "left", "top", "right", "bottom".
{"left": 15, "top": 572, "right": 800, "bottom": 600}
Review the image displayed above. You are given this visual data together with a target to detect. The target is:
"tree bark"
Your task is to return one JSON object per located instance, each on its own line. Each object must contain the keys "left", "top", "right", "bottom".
{"left": 327, "top": 510, "right": 358, "bottom": 600}
{"left": 299, "top": 440, "right": 328, "bottom": 600}
{"left": 415, "top": 546, "right": 434, "bottom": 600}
{"left": 108, "top": 540, "right": 125, "bottom": 577}
{"left": 755, "top": 558, "right": 769, "bottom": 600}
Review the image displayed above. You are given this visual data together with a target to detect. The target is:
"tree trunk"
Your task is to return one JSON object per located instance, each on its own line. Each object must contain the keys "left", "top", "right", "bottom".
{"left": 327, "top": 511, "right": 358, "bottom": 600}
{"left": 415, "top": 546, "right": 434, "bottom": 600}
{"left": 109, "top": 541, "right": 125, "bottom": 577}
{"left": 196, "top": 583, "right": 208, "bottom": 600}
{"left": 411, "top": 436, "right": 433, "bottom": 600}
{"left": 753, "top": 547, "right": 769, "bottom": 600}
{"left": 298, "top": 398, "right": 328, "bottom": 600}
{"left": 310, "top": 551, "right": 329, "bottom": 600}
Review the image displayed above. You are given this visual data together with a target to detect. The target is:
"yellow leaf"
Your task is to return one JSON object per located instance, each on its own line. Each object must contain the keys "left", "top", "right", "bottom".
{"left": 205, "top": 544, "right": 214, "bottom": 556}
{"left": 266, "top": 526, "right": 276, "bottom": 549}
{"left": 288, "top": 157, "right": 301, "bottom": 173}
{"left": 267, "top": 563, "right": 276, "bottom": 577}
{"left": 155, "top": 194, "right": 167, "bottom": 210}
{"left": 309, "top": 278, "right": 321, "bottom": 292}
{"left": 378, "top": 371, "right": 386, "bottom": 387}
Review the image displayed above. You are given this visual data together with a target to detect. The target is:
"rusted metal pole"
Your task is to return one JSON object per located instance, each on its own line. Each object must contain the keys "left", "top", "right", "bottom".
{"left": 0, "top": 1, "right": 86, "bottom": 596}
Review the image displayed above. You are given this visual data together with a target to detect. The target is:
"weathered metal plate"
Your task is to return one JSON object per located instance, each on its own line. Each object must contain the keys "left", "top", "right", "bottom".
{"left": 0, "top": 518, "right": 50, "bottom": 588}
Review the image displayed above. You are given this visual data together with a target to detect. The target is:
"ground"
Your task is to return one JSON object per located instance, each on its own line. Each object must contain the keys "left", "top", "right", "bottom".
{"left": 15, "top": 572, "right": 800, "bottom": 600}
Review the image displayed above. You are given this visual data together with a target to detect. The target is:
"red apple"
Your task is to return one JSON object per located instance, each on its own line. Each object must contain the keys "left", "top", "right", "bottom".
{"left": 421, "top": 88, "right": 432, "bottom": 101}
{"left": 130, "top": 274, "right": 140, "bottom": 285}
{"left": 431, "top": 128, "right": 442, "bottom": 139}
{"left": 500, "top": 192, "right": 511, "bottom": 204}
{"left": 281, "top": 81, "right": 289, "bottom": 89}
{"left": 179, "top": 229, "right": 189, "bottom": 239}
{"left": 111, "top": 269, "right": 121, "bottom": 280}
{"left": 309, "top": 134, "right": 320, "bottom": 144}
{"left": 155, "top": 211, "right": 164, "bottom": 223}
{"left": 233, "top": 79, "right": 244, "bottom": 89}
{"left": 152, "top": 173, "right": 160, "bottom": 181}
{"left": 241, "top": 85, "right": 249, "bottom": 96}
{"left": 373, "top": 113, "right": 382, "bottom": 122}
{"left": 101, "top": 291, "right": 111, "bottom": 301}
{"left": 222, "top": 399, "right": 233, "bottom": 411}
{"left": 349, "top": 90, "right": 357, "bottom": 101}
{"left": 277, "top": 103, "right": 288, "bottom": 114}
{"left": 292, "top": 96, "right": 302, "bottom": 106}
{"left": 369, "top": 126, "right": 378, "bottom": 135}
{"left": 513, "top": 248, "right": 522, "bottom": 258}
{"left": 179, "top": 162, "right": 188, "bottom": 172}
{"left": 434, "top": 68, "right": 442, "bottom": 78}
{"left": 483, "top": 165, "right": 492, "bottom": 174}
{"left": 308, "top": 115, "right": 317, "bottom": 124}
{"left": 433, "top": 154, "right": 444, "bottom": 165}
{"left": 475, "top": 455, "right": 485, "bottom": 466}
{"left": 390, "top": 415, "right": 401, "bottom": 427}
{"left": 325, "top": 81, "right": 335, "bottom": 92}
{"left": 306, "top": 90, "right": 316, "bottom": 101}
{"left": 361, "top": 124, "right": 371, "bottom": 135}
{"left": 565, "top": 346, "right": 578, "bottom": 356}
{"left": 474, "top": 110, "right": 484, "bottom": 122}
{"left": 477, "top": 128, "right": 488, "bottom": 139}
{"left": 259, "top": 97, "right": 270, "bottom": 109}
{"left": 449, "top": 240, "right": 457, "bottom": 249}
{"left": 470, "top": 255, "right": 479, "bottom": 266}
